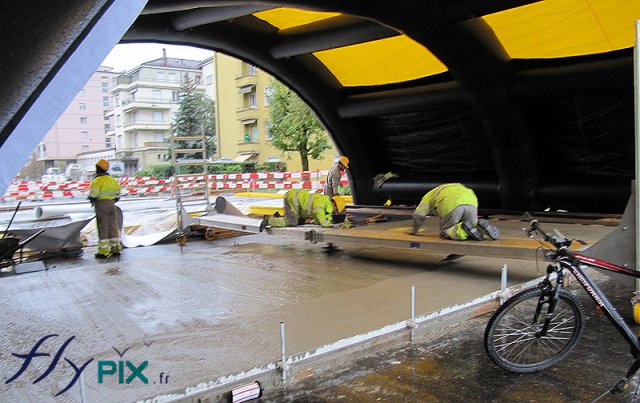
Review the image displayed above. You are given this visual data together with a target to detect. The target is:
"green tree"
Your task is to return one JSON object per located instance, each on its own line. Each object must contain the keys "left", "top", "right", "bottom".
{"left": 266, "top": 78, "right": 330, "bottom": 171}
{"left": 171, "top": 77, "right": 216, "bottom": 173}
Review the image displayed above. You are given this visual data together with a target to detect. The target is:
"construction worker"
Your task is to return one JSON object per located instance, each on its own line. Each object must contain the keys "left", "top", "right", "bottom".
{"left": 88, "top": 159, "right": 122, "bottom": 258}
{"left": 408, "top": 183, "right": 500, "bottom": 241}
{"left": 324, "top": 156, "right": 349, "bottom": 197}
{"left": 264, "top": 190, "right": 346, "bottom": 229}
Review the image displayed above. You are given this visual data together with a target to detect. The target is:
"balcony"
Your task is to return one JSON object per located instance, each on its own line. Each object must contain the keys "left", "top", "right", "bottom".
{"left": 236, "top": 106, "right": 259, "bottom": 121}
{"left": 235, "top": 72, "right": 258, "bottom": 89}
{"left": 121, "top": 97, "right": 174, "bottom": 111}
{"left": 122, "top": 120, "right": 171, "bottom": 131}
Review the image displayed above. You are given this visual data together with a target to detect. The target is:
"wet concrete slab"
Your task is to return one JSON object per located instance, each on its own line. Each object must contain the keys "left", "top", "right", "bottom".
{"left": 262, "top": 269, "right": 640, "bottom": 403}
{"left": 0, "top": 217, "right": 626, "bottom": 402}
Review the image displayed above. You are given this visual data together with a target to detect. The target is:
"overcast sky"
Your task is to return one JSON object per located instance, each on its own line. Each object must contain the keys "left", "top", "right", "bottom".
{"left": 101, "top": 43, "right": 214, "bottom": 72}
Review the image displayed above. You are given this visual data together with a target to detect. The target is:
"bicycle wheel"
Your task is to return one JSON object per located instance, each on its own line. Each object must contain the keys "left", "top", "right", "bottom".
{"left": 484, "top": 287, "right": 584, "bottom": 373}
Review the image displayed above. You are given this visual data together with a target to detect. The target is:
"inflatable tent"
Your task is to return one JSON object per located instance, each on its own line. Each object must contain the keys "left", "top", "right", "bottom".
{"left": 2, "top": 0, "right": 640, "bottom": 213}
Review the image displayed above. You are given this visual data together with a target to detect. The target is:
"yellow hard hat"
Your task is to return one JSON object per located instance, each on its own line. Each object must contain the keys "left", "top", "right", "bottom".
{"left": 96, "top": 159, "right": 109, "bottom": 171}
{"left": 332, "top": 196, "right": 346, "bottom": 213}
{"left": 338, "top": 156, "right": 349, "bottom": 169}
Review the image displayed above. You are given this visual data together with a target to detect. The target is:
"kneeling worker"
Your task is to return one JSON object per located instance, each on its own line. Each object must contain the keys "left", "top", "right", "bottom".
{"left": 408, "top": 183, "right": 500, "bottom": 241}
{"left": 264, "top": 189, "right": 346, "bottom": 229}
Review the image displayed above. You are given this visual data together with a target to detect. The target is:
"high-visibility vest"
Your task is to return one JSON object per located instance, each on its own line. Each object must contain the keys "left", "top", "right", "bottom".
{"left": 284, "top": 190, "right": 334, "bottom": 227}
{"left": 89, "top": 174, "right": 121, "bottom": 200}
{"left": 415, "top": 183, "right": 477, "bottom": 218}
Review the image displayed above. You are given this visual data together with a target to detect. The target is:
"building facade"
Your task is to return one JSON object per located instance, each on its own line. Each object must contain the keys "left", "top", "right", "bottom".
{"left": 107, "top": 52, "right": 205, "bottom": 176}
{"left": 36, "top": 66, "right": 118, "bottom": 171}
{"left": 213, "top": 52, "right": 336, "bottom": 172}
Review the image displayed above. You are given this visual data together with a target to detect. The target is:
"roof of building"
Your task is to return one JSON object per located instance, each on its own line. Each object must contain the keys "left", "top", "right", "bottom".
{"left": 141, "top": 57, "right": 203, "bottom": 70}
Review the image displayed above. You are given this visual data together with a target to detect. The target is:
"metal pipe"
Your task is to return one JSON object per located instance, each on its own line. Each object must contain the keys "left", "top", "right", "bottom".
{"left": 500, "top": 264, "right": 508, "bottom": 305}
{"left": 635, "top": 20, "right": 640, "bottom": 297}
{"left": 279, "top": 321, "right": 287, "bottom": 382}
{"left": 410, "top": 285, "right": 416, "bottom": 341}
{"left": 79, "top": 371, "right": 87, "bottom": 403}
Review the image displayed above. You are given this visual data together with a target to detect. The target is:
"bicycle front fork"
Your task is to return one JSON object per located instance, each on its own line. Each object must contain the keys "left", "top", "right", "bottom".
{"left": 534, "top": 273, "right": 562, "bottom": 337}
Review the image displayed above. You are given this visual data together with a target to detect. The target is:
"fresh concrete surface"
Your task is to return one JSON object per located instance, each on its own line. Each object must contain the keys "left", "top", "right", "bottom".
{"left": 0, "top": 217, "right": 621, "bottom": 402}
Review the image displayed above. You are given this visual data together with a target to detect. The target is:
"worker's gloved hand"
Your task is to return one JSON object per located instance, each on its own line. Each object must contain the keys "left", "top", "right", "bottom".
{"left": 410, "top": 214, "right": 424, "bottom": 235}
{"left": 339, "top": 219, "right": 353, "bottom": 229}
{"left": 88, "top": 196, "right": 97, "bottom": 207}
{"left": 114, "top": 197, "right": 120, "bottom": 203}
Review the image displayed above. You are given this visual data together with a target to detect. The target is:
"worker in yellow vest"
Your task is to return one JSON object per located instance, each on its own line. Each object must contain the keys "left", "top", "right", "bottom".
{"left": 264, "top": 190, "right": 346, "bottom": 229}
{"left": 88, "top": 159, "right": 122, "bottom": 258}
{"left": 408, "top": 183, "right": 500, "bottom": 241}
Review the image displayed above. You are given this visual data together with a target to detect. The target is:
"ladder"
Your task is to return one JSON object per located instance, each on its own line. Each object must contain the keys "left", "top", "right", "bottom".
{"left": 170, "top": 132, "right": 212, "bottom": 244}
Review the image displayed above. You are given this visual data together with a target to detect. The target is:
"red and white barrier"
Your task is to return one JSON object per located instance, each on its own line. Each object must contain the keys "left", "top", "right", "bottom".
{"left": 1, "top": 170, "right": 344, "bottom": 202}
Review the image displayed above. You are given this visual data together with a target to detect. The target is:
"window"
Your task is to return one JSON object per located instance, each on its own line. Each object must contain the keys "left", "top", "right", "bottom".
{"left": 105, "top": 138, "right": 112, "bottom": 148}
{"left": 264, "top": 86, "right": 273, "bottom": 106}
{"left": 172, "top": 91, "right": 179, "bottom": 102}
{"left": 247, "top": 91, "right": 257, "bottom": 108}
{"left": 114, "top": 93, "right": 120, "bottom": 106}
{"left": 265, "top": 120, "right": 273, "bottom": 141}
{"left": 205, "top": 74, "right": 213, "bottom": 85}
{"left": 154, "top": 132, "right": 164, "bottom": 142}
{"left": 241, "top": 86, "right": 257, "bottom": 108}
{"left": 102, "top": 96, "right": 109, "bottom": 107}
{"left": 156, "top": 71, "right": 165, "bottom": 81}
{"left": 78, "top": 88, "right": 85, "bottom": 97}
{"left": 80, "top": 117, "right": 87, "bottom": 124}
{"left": 115, "top": 114, "right": 121, "bottom": 127}
{"left": 152, "top": 89, "right": 161, "bottom": 101}
{"left": 117, "top": 135, "right": 123, "bottom": 149}
{"left": 80, "top": 131, "right": 88, "bottom": 139}
{"left": 81, "top": 145, "right": 89, "bottom": 152}
{"left": 157, "top": 154, "right": 161, "bottom": 160}
{"left": 153, "top": 111, "right": 163, "bottom": 123}
{"left": 101, "top": 82, "right": 108, "bottom": 93}
{"left": 79, "top": 103, "right": 86, "bottom": 110}
{"left": 242, "top": 121, "right": 259, "bottom": 142}
{"left": 168, "top": 72, "right": 177, "bottom": 82}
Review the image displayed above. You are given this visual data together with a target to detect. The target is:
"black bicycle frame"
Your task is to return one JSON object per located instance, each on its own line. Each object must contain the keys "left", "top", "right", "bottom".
{"left": 558, "top": 251, "right": 640, "bottom": 358}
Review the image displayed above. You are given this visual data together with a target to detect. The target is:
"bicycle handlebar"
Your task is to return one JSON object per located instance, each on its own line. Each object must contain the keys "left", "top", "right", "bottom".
{"left": 525, "top": 219, "right": 573, "bottom": 249}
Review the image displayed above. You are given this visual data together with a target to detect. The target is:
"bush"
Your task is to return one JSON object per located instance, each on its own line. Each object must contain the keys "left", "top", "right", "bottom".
{"left": 134, "top": 162, "right": 262, "bottom": 178}
{"left": 256, "top": 162, "right": 287, "bottom": 172}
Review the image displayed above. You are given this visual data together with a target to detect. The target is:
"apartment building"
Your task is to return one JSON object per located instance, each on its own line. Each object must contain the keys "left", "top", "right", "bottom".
{"left": 213, "top": 52, "right": 336, "bottom": 171}
{"left": 36, "top": 66, "right": 118, "bottom": 171}
{"left": 107, "top": 51, "right": 205, "bottom": 176}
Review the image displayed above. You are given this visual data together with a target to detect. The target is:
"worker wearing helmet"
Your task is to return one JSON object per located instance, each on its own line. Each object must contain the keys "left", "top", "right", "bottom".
{"left": 88, "top": 159, "right": 122, "bottom": 258}
{"left": 324, "top": 156, "right": 349, "bottom": 197}
{"left": 408, "top": 183, "right": 500, "bottom": 241}
{"left": 264, "top": 190, "right": 346, "bottom": 229}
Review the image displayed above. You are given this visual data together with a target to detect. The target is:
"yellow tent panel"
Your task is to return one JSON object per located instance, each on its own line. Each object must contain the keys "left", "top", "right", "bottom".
{"left": 484, "top": 0, "right": 640, "bottom": 58}
{"left": 314, "top": 36, "right": 446, "bottom": 87}
{"left": 254, "top": 8, "right": 339, "bottom": 30}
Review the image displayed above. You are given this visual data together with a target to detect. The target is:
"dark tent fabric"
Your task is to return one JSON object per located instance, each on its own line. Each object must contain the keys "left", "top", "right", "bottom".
{"left": 1, "top": 0, "right": 639, "bottom": 213}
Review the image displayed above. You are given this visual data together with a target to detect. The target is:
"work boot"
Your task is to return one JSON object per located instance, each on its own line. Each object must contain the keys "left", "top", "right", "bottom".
{"left": 462, "top": 223, "right": 484, "bottom": 241}
{"left": 94, "top": 252, "right": 111, "bottom": 259}
{"left": 477, "top": 219, "right": 501, "bottom": 240}
{"left": 259, "top": 216, "right": 269, "bottom": 232}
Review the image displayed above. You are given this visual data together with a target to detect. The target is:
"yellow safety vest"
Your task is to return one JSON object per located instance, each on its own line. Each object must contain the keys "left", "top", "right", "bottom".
{"left": 415, "top": 183, "right": 477, "bottom": 217}
{"left": 89, "top": 174, "right": 121, "bottom": 200}
{"left": 284, "top": 190, "right": 334, "bottom": 227}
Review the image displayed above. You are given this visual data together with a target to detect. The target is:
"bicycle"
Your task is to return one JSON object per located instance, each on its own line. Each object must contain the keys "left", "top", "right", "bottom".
{"left": 484, "top": 219, "right": 640, "bottom": 399}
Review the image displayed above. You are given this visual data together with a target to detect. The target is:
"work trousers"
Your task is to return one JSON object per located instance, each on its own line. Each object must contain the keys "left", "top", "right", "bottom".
{"left": 95, "top": 199, "right": 119, "bottom": 240}
{"left": 440, "top": 204, "right": 477, "bottom": 240}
